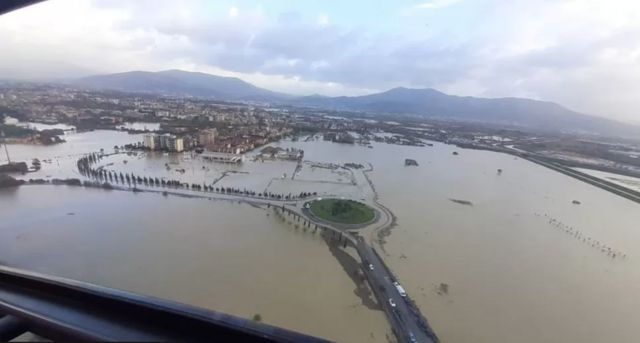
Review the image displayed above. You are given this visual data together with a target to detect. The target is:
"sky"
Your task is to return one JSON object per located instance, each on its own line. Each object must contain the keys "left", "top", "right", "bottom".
{"left": 1, "top": 0, "right": 640, "bottom": 122}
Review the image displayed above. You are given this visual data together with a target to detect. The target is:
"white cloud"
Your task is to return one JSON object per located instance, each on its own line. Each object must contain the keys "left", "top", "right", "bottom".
{"left": 317, "top": 13, "right": 329, "bottom": 26}
{"left": 415, "top": 0, "right": 461, "bottom": 10}
{"left": 2, "top": 0, "right": 640, "bottom": 122}
{"left": 228, "top": 6, "right": 238, "bottom": 18}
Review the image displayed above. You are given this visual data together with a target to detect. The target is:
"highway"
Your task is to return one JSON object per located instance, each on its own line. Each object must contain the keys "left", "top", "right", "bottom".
{"left": 524, "top": 156, "right": 640, "bottom": 204}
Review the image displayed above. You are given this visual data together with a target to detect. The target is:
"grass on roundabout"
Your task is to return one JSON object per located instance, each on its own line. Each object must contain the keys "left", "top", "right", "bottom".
{"left": 308, "top": 198, "right": 375, "bottom": 225}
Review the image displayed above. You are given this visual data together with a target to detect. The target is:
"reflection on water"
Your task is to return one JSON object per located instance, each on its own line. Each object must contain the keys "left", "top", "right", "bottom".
{"left": 2, "top": 130, "right": 640, "bottom": 342}
{"left": 0, "top": 185, "right": 390, "bottom": 342}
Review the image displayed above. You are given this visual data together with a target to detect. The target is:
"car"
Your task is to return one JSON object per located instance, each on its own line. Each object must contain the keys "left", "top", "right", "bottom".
{"left": 393, "top": 281, "right": 407, "bottom": 297}
{"left": 368, "top": 263, "right": 374, "bottom": 270}
{"left": 409, "top": 332, "right": 418, "bottom": 342}
{"left": 389, "top": 298, "right": 396, "bottom": 307}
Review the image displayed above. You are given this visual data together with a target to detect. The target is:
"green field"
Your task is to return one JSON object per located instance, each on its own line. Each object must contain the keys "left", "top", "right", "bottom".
{"left": 309, "top": 199, "right": 375, "bottom": 225}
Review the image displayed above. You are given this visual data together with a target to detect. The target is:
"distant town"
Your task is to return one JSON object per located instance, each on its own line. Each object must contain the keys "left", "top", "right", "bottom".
{"left": 1, "top": 81, "right": 640, "bottom": 180}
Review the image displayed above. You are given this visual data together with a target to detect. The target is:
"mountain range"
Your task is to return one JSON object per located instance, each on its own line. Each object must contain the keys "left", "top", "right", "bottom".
{"left": 75, "top": 70, "right": 290, "bottom": 102}
{"left": 73, "top": 70, "right": 638, "bottom": 137}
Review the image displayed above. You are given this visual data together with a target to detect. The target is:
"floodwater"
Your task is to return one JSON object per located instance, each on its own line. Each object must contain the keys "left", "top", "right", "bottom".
{"left": 116, "top": 122, "right": 161, "bottom": 131}
{"left": 0, "top": 185, "right": 390, "bottom": 342}
{"left": 276, "top": 139, "right": 640, "bottom": 343}
{"left": 2, "top": 129, "right": 144, "bottom": 180}
{"left": 3, "top": 129, "right": 640, "bottom": 342}
{"left": 576, "top": 167, "right": 640, "bottom": 192}
{"left": 16, "top": 121, "right": 76, "bottom": 131}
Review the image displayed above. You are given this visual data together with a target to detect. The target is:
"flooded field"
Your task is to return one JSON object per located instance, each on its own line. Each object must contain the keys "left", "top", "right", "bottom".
{"left": 576, "top": 167, "right": 640, "bottom": 192}
{"left": 5, "top": 129, "right": 144, "bottom": 180}
{"left": 3, "top": 128, "right": 640, "bottom": 342}
{"left": 0, "top": 185, "right": 390, "bottom": 342}
{"left": 116, "top": 122, "right": 161, "bottom": 131}
{"left": 273, "top": 138, "right": 640, "bottom": 343}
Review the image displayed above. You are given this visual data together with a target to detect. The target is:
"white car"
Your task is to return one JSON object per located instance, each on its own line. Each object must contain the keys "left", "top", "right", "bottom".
{"left": 389, "top": 298, "right": 396, "bottom": 307}
{"left": 393, "top": 281, "right": 407, "bottom": 297}
{"left": 368, "top": 264, "right": 374, "bottom": 271}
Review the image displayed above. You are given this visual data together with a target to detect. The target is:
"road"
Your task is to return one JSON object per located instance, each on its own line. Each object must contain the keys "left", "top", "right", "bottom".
{"left": 357, "top": 239, "right": 439, "bottom": 343}
{"left": 525, "top": 156, "right": 640, "bottom": 204}
{"left": 72, "top": 165, "right": 440, "bottom": 342}
{"left": 287, "top": 196, "right": 439, "bottom": 342}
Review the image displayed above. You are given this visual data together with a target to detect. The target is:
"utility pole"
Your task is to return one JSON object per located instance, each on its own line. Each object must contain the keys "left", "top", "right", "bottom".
{"left": 1, "top": 130, "right": 10, "bottom": 164}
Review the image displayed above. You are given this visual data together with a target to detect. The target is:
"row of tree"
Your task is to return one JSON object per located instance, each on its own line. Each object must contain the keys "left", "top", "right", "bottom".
{"left": 76, "top": 152, "right": 318, "bottom": 201}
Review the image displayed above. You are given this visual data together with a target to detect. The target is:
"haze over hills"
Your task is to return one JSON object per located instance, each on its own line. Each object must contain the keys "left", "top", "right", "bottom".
{"left": 72, "top": 70, "right": 639, "bottom": 137}
{"left": 294, "top": 87, "right": 640, "bottom": 136}
{"left": 74, "top": 70, "right": 290, "bottom": 102}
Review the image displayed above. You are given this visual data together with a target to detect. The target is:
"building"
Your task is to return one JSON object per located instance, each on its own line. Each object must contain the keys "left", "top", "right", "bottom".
{"left": 198, "top": 128, "right": 218, "bottom": 148}
{"left": 145, "top": 134, "right": 184, "bottom": 152}
{"left": 159, "top": 134, "right": 173, "bottom": 150}
{"left": 143, "top": 134, "right": 158, "bottom": 150}
{"left": 173, "top": 138, "right": 184, "bottom": 152}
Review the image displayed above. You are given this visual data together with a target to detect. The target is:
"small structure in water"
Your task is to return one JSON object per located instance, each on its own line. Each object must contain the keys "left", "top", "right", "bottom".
{"left": 452, "top": 151, "right": 459, "bottom": 155}
{"left": 0, "top": 162, "right": 28, "bottom": 173}
{"left": 405, "top": 159, "right": 419, "bottom": 166}
{"left": 449, "top": 198, "right": 473, "bottom": 206}
{"left": 497, "top": 168, "right": 502, "bottom": 175}
{"left": 572, "top": 200, "right": 581, "bottom": 205}
{"left": 437, "top": 283, "right": 449, "bottom": 295}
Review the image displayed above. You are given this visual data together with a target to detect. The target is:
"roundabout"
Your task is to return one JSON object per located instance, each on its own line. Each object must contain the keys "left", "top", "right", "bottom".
{"left": 306, "top": 198, "right": 377, "bottom": 226}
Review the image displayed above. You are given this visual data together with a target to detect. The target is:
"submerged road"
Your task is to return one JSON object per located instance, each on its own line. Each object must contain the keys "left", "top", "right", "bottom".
{"left": 61, "top": 162, "right": 440, "bottom": 342}
{"left": 124, "top": 182, "right": 440, "bottom": 342}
